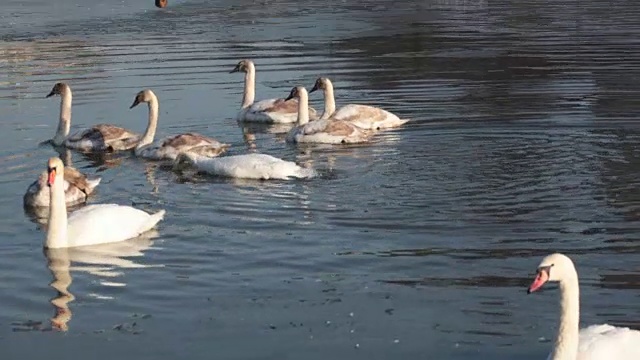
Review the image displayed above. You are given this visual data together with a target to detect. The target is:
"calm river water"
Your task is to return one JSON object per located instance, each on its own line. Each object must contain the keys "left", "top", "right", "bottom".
{"left": 1, "top": 0, "right": 640, "bottom": 359}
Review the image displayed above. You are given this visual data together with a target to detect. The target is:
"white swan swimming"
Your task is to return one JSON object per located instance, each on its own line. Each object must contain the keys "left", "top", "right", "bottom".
{"left": 284, "top": 86, "right": 372, "bottom": 144}
{"left": 24, "top": 165, "right": 101, "bottom": 207}
{"left": 310, "top": 77, "right": 409, "bottom": 130}
{"left": 527, "top": 253, "right": 640, "bottom": 360}
{"left": 47, "top": 82, "right": 141, "bottom": 152}
{"left": 230, "top": 59, "right": 318, "bottom": 123}
{"left": 174, "top": 152, "right": 316, "bottom": 180}
{"left": 45, "top": 157, "right": 165, "bottom": 248}
{"left": 129, "top": 89, "right": 229, "bottom": 160}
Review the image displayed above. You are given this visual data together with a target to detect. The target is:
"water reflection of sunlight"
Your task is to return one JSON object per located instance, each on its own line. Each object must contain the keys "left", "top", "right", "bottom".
{"left": 44, "top": 232, "right": 160, "bottom": 331}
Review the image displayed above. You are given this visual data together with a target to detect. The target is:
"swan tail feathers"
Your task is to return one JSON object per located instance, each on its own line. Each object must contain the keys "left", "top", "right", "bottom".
{"left": 141, "top": 209, "right": 166, "bottom": 233}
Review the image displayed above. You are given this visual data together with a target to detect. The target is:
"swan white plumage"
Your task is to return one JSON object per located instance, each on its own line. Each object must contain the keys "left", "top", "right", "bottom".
{"left": 129, "top": 89, "right": 229, "bottom": 160}
{"left": 284, "top": 86, "right": 372, "bottom": 144}
{"left": 310, "top": 77, "right": 409, "bottom": 130}
{"left": 527, "top": 253, "right": 640, "bottom": 360}
{"left": 230, "top": 59, "right": 318, "bottom": 123}
{"left": 47, "top": 82, "right": 141, "bottom": 152}
{"left": 45, "top": 157, "right": 165, "bottom": 248}
{"left": 24, "top": 166, "right": 101, "bottom": 207}
{"left": 174, "top": 152, "right": 316, "bottom": 180}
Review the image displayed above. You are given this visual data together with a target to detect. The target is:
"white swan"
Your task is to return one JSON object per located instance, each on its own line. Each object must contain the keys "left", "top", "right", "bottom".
{"left": 527, "top": 253, "right": 640, "bottom": 360}
{"left": 174, "top": 152, "right": 316, "bottom": 180}
{"left": 284, "top": 86, "right": 372, "bottom": 144}
{"left": 230, "top": 59, "right": 318, "bottom": 123}
{"left": 47, "top": 82, "right": 141, "bottom": 152}
{"left": 129, "top": 89, "right": 229, "bottom": 160}
{"left": 45, "top": 157, "right": 165, "bottom": 248}
{"left": 24, "top": 165, "right": 101, "bottom": 207}
{"left": 310, "top": 77, "right": 409, "bottom": 130}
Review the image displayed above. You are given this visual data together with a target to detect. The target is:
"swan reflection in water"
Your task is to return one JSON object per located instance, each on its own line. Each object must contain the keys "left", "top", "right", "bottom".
{"left": 44, "top": 232, "right": 160, "bottom": 331}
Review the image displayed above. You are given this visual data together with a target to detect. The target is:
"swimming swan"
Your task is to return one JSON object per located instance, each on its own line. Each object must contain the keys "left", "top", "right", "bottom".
{"left": 174, "top": 152, "right": 316, "bottom": 180}
{"left": 230, "top": 59, "right": 318, "bottom": 123}
{"left": 310, "top": 77, "right": 409, "bottom": 130}
{"left": 24, "top": 166, "right": 101, "bottom": 207}
{"left": 47, "top": 82, "right": 141, "bottom": 152}
{"left": 527, "top": 253, "right": 640, "bottom": 360}
{"left": 284, "top": 86, "right": 372, "bottom": 144}
{"left": 44, "top": 157, "right": 165, "bottom": 248}
{"left": 129, "top": 89, "right": 229, "bottom": 160}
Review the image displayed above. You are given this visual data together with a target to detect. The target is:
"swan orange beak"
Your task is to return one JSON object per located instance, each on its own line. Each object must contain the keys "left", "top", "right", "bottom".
{"left": 47, "top": 167, "right": 56, "bottom": 187}
{"left": 527, "top": 267, "right": 550, "bottom": 294}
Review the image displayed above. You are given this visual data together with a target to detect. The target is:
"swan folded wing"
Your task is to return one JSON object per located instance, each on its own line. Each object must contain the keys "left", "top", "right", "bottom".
{"left": 577, "top": 324, "right": 640, "bottom": 359}
{"left": 162, "top": 133, "right": 228, "bottom": 150}
{"left": 67, "top": 124, "right": 139, "bottom": 151}
{"left": 66, "top": 204, "right": 160, "bottom": 247}
{"left": 249, "top": 98, "right": 297, "bottom": 114}
{"left": 247, "top": 98, "right": 317, "bottom": 122}
{"left": 332, "top": 104, "right": 406, "bottom": 129}
{"left": 63, "top": 166, "right": 93, "bottom": 194}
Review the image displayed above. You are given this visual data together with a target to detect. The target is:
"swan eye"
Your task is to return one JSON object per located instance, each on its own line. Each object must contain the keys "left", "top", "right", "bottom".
{"left": 47, "top": 166, "right": 56, "bottom": 173}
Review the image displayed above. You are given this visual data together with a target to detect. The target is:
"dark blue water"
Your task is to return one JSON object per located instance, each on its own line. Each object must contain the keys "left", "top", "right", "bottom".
{"left": 1, "top": 0, "right": 640, "bottom": 359}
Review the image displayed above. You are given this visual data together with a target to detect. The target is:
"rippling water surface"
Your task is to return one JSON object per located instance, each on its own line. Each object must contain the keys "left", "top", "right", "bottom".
{"left": 2, "top": 0, "right": 640, "bottom": 358}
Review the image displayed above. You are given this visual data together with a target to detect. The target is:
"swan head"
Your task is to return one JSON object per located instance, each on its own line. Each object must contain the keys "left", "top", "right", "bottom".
{"left": 528, "top": 253, "right": 575, "bottom": 294}
{"left": 285, "top": 86, "right": 307, "bottom": 101}
{"left": 309, "top": 77, "right": 332, "bottom": 94}
{"left": 230, "top": 59, "right": 255, "bottom": 74}
{"left": 130, "top": 89, "right": 157, "bottom": 109}
{"left": 46, "top": 157, "right": 65, "bottom": 187}
{"left": 46, "top": 82, "right": 70, "bottom": 98}
{"left": 155, "top": 0, "right": 167, "bottom": 8}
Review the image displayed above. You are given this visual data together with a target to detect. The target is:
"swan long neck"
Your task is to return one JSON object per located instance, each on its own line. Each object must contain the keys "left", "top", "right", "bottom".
{"left": 551, "top": 269, "right": 580, "bottom": 360}
{"left": 46, "top": 171, "right": 68, "bottom": 249}
{"left": 53, "top": 90, "right": 72, "bottom": 145}
{"left": 297, "top": 89, "right": 310, "bottom": 126}
{"left": 241, "top": 63, "right": 256, "bottom": 109}
{"left": 321, "top": 81, "right": 336, "bottom": 120}
{"left": 137, "top": 96, "right": 159, "bottom": 149}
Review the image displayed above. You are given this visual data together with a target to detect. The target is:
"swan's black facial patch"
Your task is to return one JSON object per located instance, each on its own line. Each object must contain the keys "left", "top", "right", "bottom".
{"left": 537, "top": 264, "right": 553, "bottom": 277}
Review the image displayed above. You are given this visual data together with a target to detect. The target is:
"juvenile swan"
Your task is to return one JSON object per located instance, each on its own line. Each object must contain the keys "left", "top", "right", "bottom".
{"left": 44, "top": 157, "right": 165, "bottom": 248}
{"left": 285, "top": 86, "right": 372, "bottom": 144}
{"left": 174, "top": 152, "right": 316, "bottom": 180}
{"left": 310, "top": 77, "right": 409, "bottom": 130}
{"left": 24, "top": 166, "right": 101, "bottom": 208}
{"left": 129, "top": 89, "right": 229, "bottom": 160}
{"left": 528, "top": 253, "right": 640, "bottom": 360}
{"left": 230, "top": 59, "right": 318, "bottom": 123}
{"left": 47, "top": 82, "right": 141, "bottom": 152}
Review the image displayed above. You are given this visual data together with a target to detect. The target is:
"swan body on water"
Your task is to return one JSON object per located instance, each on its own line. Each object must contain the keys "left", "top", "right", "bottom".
{"left": 284, "top": 86, "right": 372, "bottom": 144}
{"left": 24, "top": 166, "right": 101, "bottom": 207}
{"left": 528, "top": 253, "right": 640, "bottom": 360}
{"left": 310, "top": 77, "right": 409, "bottom": 130}
{"left": 175, "top": 152, "right": 316, "bottom": 180}
{"left": 129, "top": 89, "right": 229, "bottom": 160}
{"left": 47, "top": 83, "right": 141, "bottom": 152}
{"left": 230, "top": 59, "right": 318, "bottom": 123}
{"left": 44, "top": 157, "right": 165, "bottom": 248}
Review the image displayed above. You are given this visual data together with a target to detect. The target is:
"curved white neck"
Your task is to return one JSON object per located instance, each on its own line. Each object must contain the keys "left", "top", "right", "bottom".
{"left": 241, "top": 63, "right": 256, "bottom": 109}
{"left": 320, "top": 81, "right": 336, "bottom": 120}
{"left": 53, "top": 90, "right": 72, "bottom": 145}
{"left": 297, "top": 89, "right": 310, "bottom": 126}
{"left": 551, "top": 269, "right": 580, "bottom": 360}
{"left": 136, "top": 95, "right": 159, "bottom": 150}
{"left": 46, "top": 172, "right": 68, "bottom": 249}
